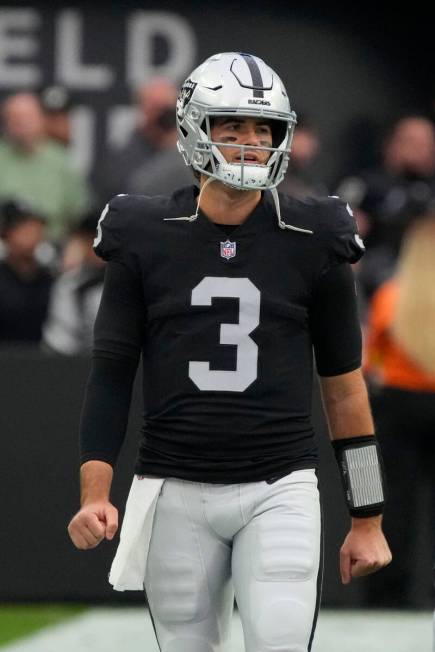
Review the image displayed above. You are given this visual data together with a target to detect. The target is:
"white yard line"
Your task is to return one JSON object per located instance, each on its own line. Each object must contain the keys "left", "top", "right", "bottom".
{"left": 0, "top": 608, "right": 432, "bottom": 652}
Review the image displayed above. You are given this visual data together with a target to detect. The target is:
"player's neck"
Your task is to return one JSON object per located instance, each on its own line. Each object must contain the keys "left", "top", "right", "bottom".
{"left": 198, "top": 177, "right": 261, "bottom": 225}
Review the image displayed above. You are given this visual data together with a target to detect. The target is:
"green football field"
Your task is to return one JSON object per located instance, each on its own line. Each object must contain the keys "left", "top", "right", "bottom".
{"left": 0, "top": 605, "right": 85, "bottom": 647}
{"left": 0, "top": 605, "right": 432, "bottom": 651}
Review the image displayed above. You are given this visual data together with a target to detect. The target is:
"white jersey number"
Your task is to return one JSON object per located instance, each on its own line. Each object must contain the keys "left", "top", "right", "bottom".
{"left": 189, "top": 277, "right": 260, "bottom": 392}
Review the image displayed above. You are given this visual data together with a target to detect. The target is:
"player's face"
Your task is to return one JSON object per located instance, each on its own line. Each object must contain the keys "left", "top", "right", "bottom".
{"left": 210, "top": 117, "right": 273, "bottom": 166}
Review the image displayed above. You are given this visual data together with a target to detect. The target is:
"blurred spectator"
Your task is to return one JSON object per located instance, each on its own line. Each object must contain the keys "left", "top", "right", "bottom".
{"left": 364, "top": 214, "right": 435, "bottom": 607}
{"left": 0, "top": 92, "right": 91, "bottom": 242}
{"left": 40, "top": 85, "right": 73, "bottom": 147}
{"left": 42, "top": 212, "right": 105, "bottom": 355}
{"left": 337, "top": 115, "right": 435, "bottom": 298}
{"left": 280, "top": 115, "right": 327, "bottom": 198}
{"left": 95, "top": 78, "right": 192, "bottom": 202}
{"left": 335, "top": 115, "right": 380, "bottom": 181}
{"left": 0, "top": 200, "right": 52, "bottom": 346}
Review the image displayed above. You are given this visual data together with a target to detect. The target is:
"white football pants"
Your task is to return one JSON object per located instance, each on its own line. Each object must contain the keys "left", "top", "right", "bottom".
{"left": 144, "top": 469, "right": 322, "bottom": 652}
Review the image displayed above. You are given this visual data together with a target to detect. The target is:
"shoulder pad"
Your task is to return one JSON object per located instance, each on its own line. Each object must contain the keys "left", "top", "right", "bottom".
{"left": 93, "top": 194, "right": 149, "bottom": 262}
{"left": 318, "top": 196, "right": 365, "bottom": 264}
{"left": 93, "top": 194, "right": 128, "bottom": 262}
{"left": 276, "top": 193, "right": 365, "bottom": 264}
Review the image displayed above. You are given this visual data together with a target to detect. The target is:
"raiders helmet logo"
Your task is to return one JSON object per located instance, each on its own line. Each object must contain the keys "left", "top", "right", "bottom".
{"left": 176, "top": 79, "right": 197, "bottom": 120}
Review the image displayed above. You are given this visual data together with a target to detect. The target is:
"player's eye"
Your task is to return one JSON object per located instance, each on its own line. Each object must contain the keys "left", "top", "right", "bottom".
{"left": 219, "top": 122, "right": 241, "bottom": 141}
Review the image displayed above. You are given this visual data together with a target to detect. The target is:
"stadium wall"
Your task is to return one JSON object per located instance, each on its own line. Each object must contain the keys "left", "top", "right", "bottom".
{"left": 1, "top": 352, "right": 431, "bottom": 607}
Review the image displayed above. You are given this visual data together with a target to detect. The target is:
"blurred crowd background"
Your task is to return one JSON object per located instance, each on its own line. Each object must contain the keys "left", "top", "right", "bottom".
{"left": 1, "top": 2, "right": 434, "bottom": 610}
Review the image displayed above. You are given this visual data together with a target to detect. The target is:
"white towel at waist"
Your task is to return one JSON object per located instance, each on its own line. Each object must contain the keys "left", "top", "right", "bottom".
{"left": 109, "top": 475, "right": 164, "bottom": 591}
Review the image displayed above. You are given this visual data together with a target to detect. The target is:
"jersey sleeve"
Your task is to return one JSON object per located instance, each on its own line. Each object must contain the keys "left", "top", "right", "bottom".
{"left": 79, "top": 260, "right": 145, "bottom": 467}
{"left": 321, "top": 197, "right": 365, "bottom": 267}
{"left": 93, "top": 194, "right": 129, "bottom": 263}
{"left": 309, "top": 263, "right": 362, "bottom": 376}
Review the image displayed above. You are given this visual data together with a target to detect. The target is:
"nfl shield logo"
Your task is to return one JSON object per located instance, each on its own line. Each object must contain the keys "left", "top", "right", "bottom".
{"left": 220, "top": 240, "right": 236, "bottom": 260}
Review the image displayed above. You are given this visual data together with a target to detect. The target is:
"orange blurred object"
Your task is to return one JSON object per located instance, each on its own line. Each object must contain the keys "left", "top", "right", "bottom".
{"left": 365, "top": 280, "right": 435, "bottom": 392}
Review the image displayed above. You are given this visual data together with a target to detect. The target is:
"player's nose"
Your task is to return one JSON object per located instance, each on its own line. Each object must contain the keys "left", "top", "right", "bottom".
{"left": 241, "top": 126, "right": 261, "bottom": 146}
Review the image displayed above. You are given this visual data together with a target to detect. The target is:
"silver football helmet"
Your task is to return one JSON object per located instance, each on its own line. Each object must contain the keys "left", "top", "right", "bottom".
{"left": 176, "top": 52, "right": 297, "bottom": 191}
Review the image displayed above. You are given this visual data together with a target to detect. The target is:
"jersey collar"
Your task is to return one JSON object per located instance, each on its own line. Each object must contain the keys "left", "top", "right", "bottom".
{"left": 170, "top": 185, "right": 275, "bottom": 242}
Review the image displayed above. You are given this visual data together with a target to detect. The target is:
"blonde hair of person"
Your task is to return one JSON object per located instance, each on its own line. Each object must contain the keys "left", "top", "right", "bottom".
{"left": 392, "top": 214, "right": 435, "bottom": 375}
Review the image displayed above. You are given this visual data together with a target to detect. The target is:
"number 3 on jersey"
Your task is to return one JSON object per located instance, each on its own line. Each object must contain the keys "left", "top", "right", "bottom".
{"left": 189, "top": 276, "right": 260, "bottom": 392}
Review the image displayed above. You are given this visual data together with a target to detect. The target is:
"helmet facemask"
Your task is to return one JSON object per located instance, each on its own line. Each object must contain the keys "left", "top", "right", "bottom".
{"left": 181, "top": 112, "right": 295, "bottom": 191}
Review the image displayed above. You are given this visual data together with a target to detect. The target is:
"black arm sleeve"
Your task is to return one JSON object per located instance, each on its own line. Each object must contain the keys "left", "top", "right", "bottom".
{"left": 309, "top": 263, "right": 362, "bottom": 376}
{"left": 79, "top": 261, "right": 146, "bottom": 466}
{"left": 79, "top": 356, "right": 138, "bottom": 466}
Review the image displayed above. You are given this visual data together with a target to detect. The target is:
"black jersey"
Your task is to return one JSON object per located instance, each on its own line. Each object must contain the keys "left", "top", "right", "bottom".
{"left": 91, "top": 185, "right": 364, "bottom": 482}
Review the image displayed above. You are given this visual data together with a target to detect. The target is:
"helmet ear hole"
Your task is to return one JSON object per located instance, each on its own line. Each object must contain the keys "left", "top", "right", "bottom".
{"left": 200, "top": 116, "right": 214, "bottom": 136}
{"left": 271, "top": 120, "right": 287, "bottom": 148}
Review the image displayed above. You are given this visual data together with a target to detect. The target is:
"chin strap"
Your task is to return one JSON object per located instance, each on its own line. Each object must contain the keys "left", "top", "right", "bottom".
{"left": 270, "top": 187, "right": 313, "bottom": 234}
{"left": 164, "top": 177, "right": 215, "bottom": 222}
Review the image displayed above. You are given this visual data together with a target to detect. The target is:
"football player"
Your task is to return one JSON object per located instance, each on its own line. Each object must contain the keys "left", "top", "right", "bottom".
{"left": 68, "top": 53, "right": 391, "bottom": 651}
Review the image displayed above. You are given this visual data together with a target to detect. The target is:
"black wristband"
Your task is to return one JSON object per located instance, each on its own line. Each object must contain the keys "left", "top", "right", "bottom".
{"left": 332, "top": 435, "right": 386, "bottom": 517}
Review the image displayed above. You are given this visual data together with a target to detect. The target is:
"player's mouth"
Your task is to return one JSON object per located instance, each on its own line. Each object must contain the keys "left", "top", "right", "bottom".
{"left": 233, "top": 152, "right": 261, "bottom": 164}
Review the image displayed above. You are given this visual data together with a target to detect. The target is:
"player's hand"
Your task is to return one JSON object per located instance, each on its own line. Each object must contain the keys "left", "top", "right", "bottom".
{"left": 340, "top": 516, "right": 392, "bottom": 584}
{"left": 67, "top": 501, "right": 118, "bottom": 550}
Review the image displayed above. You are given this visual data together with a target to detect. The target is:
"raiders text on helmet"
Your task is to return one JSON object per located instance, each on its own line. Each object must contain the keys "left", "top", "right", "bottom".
{"left": 176, "top": 52, "right": 297, "bottom": 191}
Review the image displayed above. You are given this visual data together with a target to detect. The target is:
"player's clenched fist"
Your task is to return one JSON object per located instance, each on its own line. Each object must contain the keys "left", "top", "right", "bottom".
{"left": 68, "top": 502, "right": 118, "bottom": 550}
{"left": 339, "top": 517, "right": 392, "bottom": 584}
